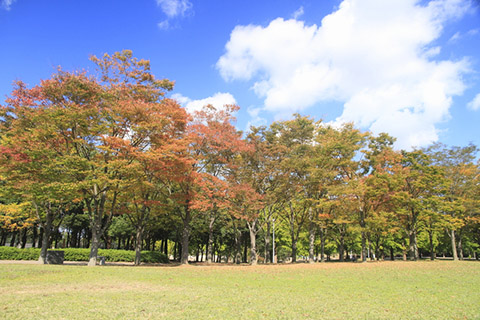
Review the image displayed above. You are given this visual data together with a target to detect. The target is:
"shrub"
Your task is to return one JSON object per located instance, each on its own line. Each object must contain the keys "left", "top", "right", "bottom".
{"left": 0, "top": 247, "right": 40, "bottom": 260}
{"left": 0, "top": 247, "right": 169, "bottom": 263}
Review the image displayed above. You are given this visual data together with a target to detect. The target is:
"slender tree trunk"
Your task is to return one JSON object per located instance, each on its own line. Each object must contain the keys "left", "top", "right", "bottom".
{"left": 291, "top": 233, "right": 297, "bottom": 263}
{"left": 134, "top": 225, "right": 144, "bottom": 266}
{"left": 243, "top": 233, "right": 248, "bottom": 263}
{"left": 308, "top": 208, "right": 315, "bottom": 263}
{"left": 9, "top": 231, "right": 17, "bottom": 247}
{"left": 320, "top": 227, "right": 326, "bottom": 263}
{"left": 180, "top": 205, "right": 191, "bottom": 265}
{"left": 289, "top": 217, "right": 297, "bottom": 263}
{"left": 38, "top": 209, "right": 53, "bottom": 264}
{"left": 390, "top": 247, "right": 395, "bottom": 261}
{"left": 408, "top": 230, "right": 418, "bottom": 261}
{"left": 450, "top": 229, "right": 458, "bottom": 261}
{"left": 88, "top": 189, "right": 107, "bottom": 267}
{"left": 338, "top": 234, "right": 345, "bottom": 262}
{"left": 247, "top": 220, "right": 257, "bottom": 265}
{"left": 173, "top": 240, "right": 177, "bottom": 261}
{"left": 88, "top": 204, "right": 103, "bottom": 266}
{"left": 458, "top": 234, "right": 464, "bottom": 260}
{"left": 207, "top": 213, "right": 215, "bottom": 264}
{"left": 360, "top": 211, "right": 367, "bottom": 262}
{"left": 32, "top": 225, "right": 37, "bottom": 248}
{"left": 233, "top": 221, "right": 241, "bottom": 264}
{"left": 0, "top": 229, "right": 7, "bottom": 246}
{"left": 20, "top": 228, "right": 27, "bottom": 248}
{"left": 429, "top": 231, "right": 435, "bottom": 261}
{"left": 38, "top": 227, "right": 44, "bottom": 249}
{"left": 264, "top": 220, "right": 271, "bottom": 264}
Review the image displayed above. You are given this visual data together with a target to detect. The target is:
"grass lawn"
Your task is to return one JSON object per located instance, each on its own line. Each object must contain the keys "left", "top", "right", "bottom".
{"left": 0, "top": 260, "right": 479, "bottom": 319}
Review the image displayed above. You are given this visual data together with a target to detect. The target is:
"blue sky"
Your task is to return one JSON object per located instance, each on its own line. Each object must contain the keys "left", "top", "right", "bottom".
{"left": 1, "top": 0, "right": 479, "bottom": 150}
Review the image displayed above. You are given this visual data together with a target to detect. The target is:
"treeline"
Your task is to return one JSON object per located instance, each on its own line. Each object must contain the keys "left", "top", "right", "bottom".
{"left": 1, "top": 51, "right": 479, "bottom": 266}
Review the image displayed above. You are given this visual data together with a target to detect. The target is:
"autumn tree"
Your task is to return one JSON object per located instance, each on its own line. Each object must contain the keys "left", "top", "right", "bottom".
{"left": 427, "top": 143, "right": 479, "bottom": 260}
{"left": 1, "top": 50, "right": 178, "bottom": 266}
{"left": 0, "top": 86, "right": 79, "bottom": 263}
{"left": 170, "top": 104, "right": 246, "bottom": 265}
{"left": 393, "top": 150, "right": 446, "bottom": 260}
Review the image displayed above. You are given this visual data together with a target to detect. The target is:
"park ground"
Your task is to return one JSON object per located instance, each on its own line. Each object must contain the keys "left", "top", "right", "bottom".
{"left": 0, "top": 260, "right": 479, "bottom": 319}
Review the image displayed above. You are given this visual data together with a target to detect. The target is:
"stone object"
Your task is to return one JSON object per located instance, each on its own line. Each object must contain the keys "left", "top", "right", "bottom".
{"left": 46, "top": 250, "right": 64, "bottom": 264}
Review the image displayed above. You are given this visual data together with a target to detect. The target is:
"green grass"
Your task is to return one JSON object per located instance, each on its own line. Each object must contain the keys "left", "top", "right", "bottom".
{"left": 0, "top": 261, "right": 479, "bottom": 319}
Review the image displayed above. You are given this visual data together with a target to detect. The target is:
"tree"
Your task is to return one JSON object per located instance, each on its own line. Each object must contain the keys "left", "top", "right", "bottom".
{"left": 1, "top": 50, "right": 178, "bottom": 266}
{"left": 171, "top": 104, "right": 247, "bottom": 264}
{"left": 267, "top": 115, "right": 317, "bottom": 263}
{"left": 0, "top": 88, "right": 78, "bottom": 262}
{"left": 394, "top": 150, "right": 446, "bottom": 260}
{"left": 427, "top": 144, "right": 479, "bottom": 260}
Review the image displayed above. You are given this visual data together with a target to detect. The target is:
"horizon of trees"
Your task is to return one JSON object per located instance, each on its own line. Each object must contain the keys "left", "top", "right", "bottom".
{"left": 1, "top": 51, "right": 479, "bottom": 266}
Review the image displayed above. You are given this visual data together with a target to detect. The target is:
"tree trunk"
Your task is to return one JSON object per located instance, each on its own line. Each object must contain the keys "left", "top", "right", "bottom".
{"left": 32, "top": 225, "right": 37, "bottom": 248}
{"left": 134, "top": 225, "right": 144, "bottom": 266}
{"left": 408, "top": 229, "right": 419, "bottom": 261}
{"left": 458, "top": 234, "right": 464, "bottom": 260}
{"left": 320, "top": 227, "right": 326, "bottom": 263}
{"left": 429, "top": 231, "right": 435, "bottom": 261}
{"left": 291, "top": 234, "right": 297, "bottom": 263}
{"left": 308, "top": 208, "right": 315, "bottom": 264}
{"left": 173, "top": 240, "right": 177, "bottom": 261}
{"left": 390, "top": 247, "right": 395, "bottom": 261}
{"left": 38, "top": 227, "right": 43, "bottom": 249}
{"left": 9, "top": 231, "right": 17, "bottom": 247}
{"left": 88, "top": 205, "right": 103, "bottom": 266}
{"left": 243, "top": 232, "right": 248, "bottom": 263}
{"left": 38, "top": 210, "right": 53, "bottom": 264}
{"left": 207, "top": 213, "right": 215, "bottom": 264}
{"left": 359, "top": 209, "right": 367, "bottom": 262}
{"left": 20, "top": 228, "right": 27, "bottom": 249}
{"left": 264, "top": 220, "right": 271, "bottom": 264}
{"left": 338, "top": 234, "right": 345, "bottom": 262}
{"left": 164, "top": 237, "right": 168, "bottom": 256}
{"left": 180, "top": 205, "right": 191, "bottom": 265}
{"left": 233, "top": 221, "right": 241, "bottom": 264}
{"left": 88, "top": 189, "right": 107, "bottom": 267}
{"left": 451, "top": 229, "right": 458, "bottom": 261}
{"left": 0, "top": 229, "right": 7, "bottom": 246}
{"left": 247, "top": 220, "right": 257, "bottom": 265}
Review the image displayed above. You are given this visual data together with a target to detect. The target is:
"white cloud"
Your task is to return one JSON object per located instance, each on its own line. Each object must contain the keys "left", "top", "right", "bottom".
{"left": 216, "top": 0, "right": 472, "bottom": 149}
{"left": 467, "top": 93, "right": 480, "bottom": 111}
{"left": 467, "top": 28, "right": 479, "bottom": 36}
{"left": 172, "top": 92, "right": 237, "bottom": 114}
{"left": 448, "top": 31, "right": 461, "bottom": 42}
{"left": 156, "top": 0, "right": 192, "bottom": 30}
{"left": 157, "top": 20, "right": 170, "bottom": 30}
{"left": 156, "top": 0, "right": 192, "bottom": 18}
{"left": 292, "top": 6, "right": 304, "bottom": 20}
{"left": 1, "top": 0, "right": 16, "bottom": 10}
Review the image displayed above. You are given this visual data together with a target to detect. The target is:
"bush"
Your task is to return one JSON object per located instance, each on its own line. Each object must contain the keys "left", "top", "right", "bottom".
{"left": 0, "top": 247, "right": 40, "bottom": 260}
{"left": 141, "top": 250, "right": 169, "bottom": 264}
{"left": 0, "top": 247, "right": 169, "bottom": 263}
